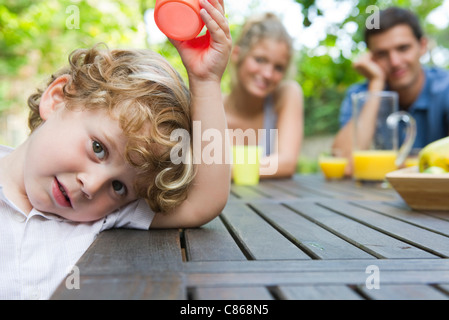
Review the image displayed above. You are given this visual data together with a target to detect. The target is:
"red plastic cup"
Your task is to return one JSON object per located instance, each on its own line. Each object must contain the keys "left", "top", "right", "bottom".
{"left": 154, "top": 0, "right": 205, "bottom": 41}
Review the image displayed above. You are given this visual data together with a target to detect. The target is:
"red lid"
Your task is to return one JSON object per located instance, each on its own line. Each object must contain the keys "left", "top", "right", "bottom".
{"left": 155, "top": 1, "right": 204, "bottom": 41}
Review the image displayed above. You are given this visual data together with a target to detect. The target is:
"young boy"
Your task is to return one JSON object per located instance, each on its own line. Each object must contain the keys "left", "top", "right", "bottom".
{"left": 0, "top": 0, "right": 231, "bottom": 299}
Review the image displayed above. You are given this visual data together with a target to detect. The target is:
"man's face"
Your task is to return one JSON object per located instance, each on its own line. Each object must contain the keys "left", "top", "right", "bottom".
{"left": 24, "top": 106, "right": 139, "bottom": 222}
{"left": 368, "top": 24, "right": 427, "bottom": 92}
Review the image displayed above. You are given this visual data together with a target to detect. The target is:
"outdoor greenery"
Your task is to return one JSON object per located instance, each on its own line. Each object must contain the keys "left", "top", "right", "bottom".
{"left": 296, "top": 0, "right": 448, "bottom": 137}
{"left": 0, "top": 0, "right": 448, "bottom": 155}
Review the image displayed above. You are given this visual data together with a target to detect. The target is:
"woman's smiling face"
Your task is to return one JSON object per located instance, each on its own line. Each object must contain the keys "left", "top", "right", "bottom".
{"left": 236, "top": 38, "right": 290, "bottom": 98}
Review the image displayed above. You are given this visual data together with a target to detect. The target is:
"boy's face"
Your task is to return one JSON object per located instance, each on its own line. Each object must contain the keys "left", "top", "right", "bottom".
{"left": 24, "top": 103, "right": 140, "bottom": 222}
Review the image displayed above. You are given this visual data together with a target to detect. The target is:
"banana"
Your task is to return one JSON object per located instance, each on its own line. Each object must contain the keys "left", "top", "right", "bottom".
{"left": 418, "top": 136, "right": 449, "bottom": 173}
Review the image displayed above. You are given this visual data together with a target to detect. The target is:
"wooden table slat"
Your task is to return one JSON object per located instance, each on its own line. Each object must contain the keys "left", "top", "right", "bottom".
{"left": 285, "top": 201, "right": 437, "bottom": 259}
{"left": 186, "top": 270, "right": 449, "bottom": 287}
{"left": 55, "top": 273, "right": 186, "bottom": 300}
{"left": 246, "top": 182, "right": 299, "bottom": 200}
{"left": 276, "top": 284, "right": 363, "bottom": 300}
{"left": 183, "top": 258, "right": 449, "bottom": 274}
{"left": 294, "top": 175, "right": 397, "bottom": 200}
{"left": 184, "top": 216, "right": 247, "bottom": 262}
{"left": 191, "top": 286, "right": 274, "bottom": 300}
{"left": 358, "top": 284, "right": 449, "bottom": 300}
{"left": 252, "top": 202, "right": 375, "bottom": 260}
{"left": 221, "top": 203, "right": 312, "bottom": 260}
{"left": 355, "top": 201, "right": 449, "bottom": 237}
{"left": 319, "top": 200, "right": 449, "bottom": 257}
{"left": 73, "top": 229, "right": 183, "bottom": 275}
{"left": 230, "top": 185, "right": 266, "bottom": 199}
{"left": 267, "top": 178, "right": 338, "bottom": 199}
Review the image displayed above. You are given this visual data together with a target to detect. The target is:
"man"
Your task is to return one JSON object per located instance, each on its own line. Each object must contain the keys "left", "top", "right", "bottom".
{"left": 333, "top": 7, "right": 449, "bottom": 174}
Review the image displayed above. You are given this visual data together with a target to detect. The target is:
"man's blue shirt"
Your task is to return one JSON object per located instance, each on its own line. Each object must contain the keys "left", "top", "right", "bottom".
{"left": 339, "top": 66, "right": 449, "bottom": 148}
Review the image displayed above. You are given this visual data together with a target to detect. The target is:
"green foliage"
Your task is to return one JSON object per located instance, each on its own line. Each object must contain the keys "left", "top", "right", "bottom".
{"left": 297, "top": 52, "right": 362, "bottom": 136}
{"left": 0, "top": 0, "right": 153, "bottom": 133}
{"left": 0, "top": 0, "right": 149, "bottom": 75}
{"left": 297, "top": 156, "right": 319, "bottom": 174}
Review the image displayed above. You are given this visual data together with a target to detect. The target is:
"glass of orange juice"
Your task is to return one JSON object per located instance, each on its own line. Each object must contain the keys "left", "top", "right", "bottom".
{"left": 351, "top": 91, "right": 416, "bottom": 182}
{"left": 352, "top": 150, "right": 397, "bottom": 181}
{"left": 319, "top": 151, "right": 348, "bottom": 180}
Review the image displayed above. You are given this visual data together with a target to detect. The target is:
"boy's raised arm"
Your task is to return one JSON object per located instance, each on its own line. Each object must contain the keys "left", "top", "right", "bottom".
{"left": 151, "top": 0, "right": 232, "bottom": 228}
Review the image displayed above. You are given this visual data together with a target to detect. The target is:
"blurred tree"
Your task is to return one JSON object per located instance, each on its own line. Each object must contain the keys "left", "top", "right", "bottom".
{"left": 0, "top": 0, "right": 153, "bottom": 144}
{"left": 0, "top": 0, "right": 151, "bottom": 76}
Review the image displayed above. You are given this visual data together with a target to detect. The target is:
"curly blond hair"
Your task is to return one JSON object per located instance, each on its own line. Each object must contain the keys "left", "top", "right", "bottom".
{"left": 27, "top": 44, "right": 195, "bottom": 213}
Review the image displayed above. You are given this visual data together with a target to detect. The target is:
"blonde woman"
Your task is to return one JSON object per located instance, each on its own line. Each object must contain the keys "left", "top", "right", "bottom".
{"left": 225, "top": 13, "right": 304, "bottom": 178}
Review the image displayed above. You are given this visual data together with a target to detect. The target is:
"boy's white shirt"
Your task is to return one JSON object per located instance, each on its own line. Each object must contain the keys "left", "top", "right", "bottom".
{"left": 0, "top": 145, "right": 154, "bottom": 300}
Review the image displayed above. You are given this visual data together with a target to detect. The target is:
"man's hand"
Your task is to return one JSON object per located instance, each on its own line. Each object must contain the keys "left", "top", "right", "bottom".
{"left": 353, "top": 52, "right": 385, "bottom": 91}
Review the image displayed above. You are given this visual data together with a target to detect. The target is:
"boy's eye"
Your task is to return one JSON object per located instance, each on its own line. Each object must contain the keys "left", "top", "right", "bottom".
{"left": 112, "top": 180, "right": 126, "bottom": 196}
{"left": 92, "top": 141, "right": 106, "bottom": 159}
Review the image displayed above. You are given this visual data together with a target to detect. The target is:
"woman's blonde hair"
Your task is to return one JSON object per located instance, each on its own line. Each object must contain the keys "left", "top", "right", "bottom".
{"left": 234, "top": 12, "right": 293, "bottom": 67}
{"left": 27, "top": 44, "right": 194, "bottom": 213}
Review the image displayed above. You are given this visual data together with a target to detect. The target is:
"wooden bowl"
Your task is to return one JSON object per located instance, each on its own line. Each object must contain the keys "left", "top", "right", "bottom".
{"left": 386, "top": 166, "right": 449, "bottom": 210}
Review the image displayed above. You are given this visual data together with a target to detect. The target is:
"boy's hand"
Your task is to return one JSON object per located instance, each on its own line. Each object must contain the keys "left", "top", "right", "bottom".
{"left": 169, "top": 0, "right": 232, "bottom": 83}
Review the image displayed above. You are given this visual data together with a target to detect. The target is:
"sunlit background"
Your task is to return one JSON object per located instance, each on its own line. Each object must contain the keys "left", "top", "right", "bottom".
{"left": 1, "top": 0, "right": 448, "bottom": 172}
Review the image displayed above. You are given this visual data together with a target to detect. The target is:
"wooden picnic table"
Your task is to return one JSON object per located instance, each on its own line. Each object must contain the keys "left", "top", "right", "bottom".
{"left": 52, "top": 174, "right": 449, "bottom": 300}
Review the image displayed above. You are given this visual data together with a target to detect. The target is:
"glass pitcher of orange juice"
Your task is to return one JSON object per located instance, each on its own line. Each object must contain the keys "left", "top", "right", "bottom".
{"left": 351, "top": 91, "right": 416, "bottom": 181}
